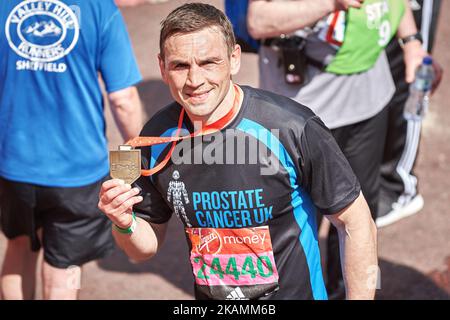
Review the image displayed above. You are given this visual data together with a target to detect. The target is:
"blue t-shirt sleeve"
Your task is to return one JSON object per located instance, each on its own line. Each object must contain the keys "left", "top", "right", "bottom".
{"left": 100, "top": 10, "right": 142, "bottom": 92}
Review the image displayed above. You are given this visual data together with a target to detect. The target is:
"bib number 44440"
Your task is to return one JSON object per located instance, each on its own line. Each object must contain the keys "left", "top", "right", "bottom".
{"left": 194, "top": 254, "right": 275, "bottom": 281}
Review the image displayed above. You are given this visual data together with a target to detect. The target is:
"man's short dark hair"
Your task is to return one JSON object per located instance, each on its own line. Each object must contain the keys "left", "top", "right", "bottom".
{"left": 160, "top": 3, "right": 236, "bottom": 59}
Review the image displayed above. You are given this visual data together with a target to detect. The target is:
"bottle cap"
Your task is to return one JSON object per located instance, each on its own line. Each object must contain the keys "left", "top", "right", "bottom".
{"left": 423, "top": 56, "right": 433, "bottom": 65}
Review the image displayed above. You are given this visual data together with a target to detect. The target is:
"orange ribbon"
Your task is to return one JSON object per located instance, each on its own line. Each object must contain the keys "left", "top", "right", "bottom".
{"left": 126, "top": 84, "right": 241, "bottom": 176}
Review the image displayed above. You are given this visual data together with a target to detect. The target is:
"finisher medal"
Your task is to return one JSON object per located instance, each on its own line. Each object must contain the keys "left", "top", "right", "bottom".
{"left": 109, "top": 84, "right": 242, "bottom": 180}
{"left": 109, "top": 145, "right": 141, "bottom": 184}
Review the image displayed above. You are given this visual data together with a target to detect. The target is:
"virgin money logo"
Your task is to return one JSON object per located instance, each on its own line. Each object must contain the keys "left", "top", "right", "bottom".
{"left": 193, "top": 229, "right": 222, "bottom": 255}
{"left": 5, "top": 0, "right": 80, "bottom": 62}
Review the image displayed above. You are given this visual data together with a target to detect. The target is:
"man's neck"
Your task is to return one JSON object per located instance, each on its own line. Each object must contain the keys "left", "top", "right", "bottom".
{"left": 188, "top": 82, "right": 242, "bottom": 131}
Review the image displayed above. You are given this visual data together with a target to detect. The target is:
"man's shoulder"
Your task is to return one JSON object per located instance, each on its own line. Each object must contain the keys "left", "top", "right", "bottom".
{"left": 140, "top": 102, "right": 182, "bottom": 137}
{"left": 240, "top": 85, "right": 318, "bottom": 134}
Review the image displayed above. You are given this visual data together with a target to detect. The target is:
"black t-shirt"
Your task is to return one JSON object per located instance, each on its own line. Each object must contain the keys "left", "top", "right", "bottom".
{"left": 134, "top": 85, "right": 360, "bottom": 300}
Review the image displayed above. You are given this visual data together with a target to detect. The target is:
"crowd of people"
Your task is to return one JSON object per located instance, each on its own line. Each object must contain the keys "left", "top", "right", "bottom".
{"left": 0, "top": 0, "right": 443, "bottom": 300}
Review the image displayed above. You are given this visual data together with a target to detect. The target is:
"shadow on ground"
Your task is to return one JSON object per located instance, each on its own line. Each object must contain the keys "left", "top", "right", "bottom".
{"left": 97, "top": 217, "right": 194, "bottom": 296}
{"left": 377, "top": 258, "right": 450, "bottom": 300}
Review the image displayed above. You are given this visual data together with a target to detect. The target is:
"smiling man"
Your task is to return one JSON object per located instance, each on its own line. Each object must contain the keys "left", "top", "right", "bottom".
{"left": 158, "top": 22, "right": 240, "bottom": 127}
{"left": 98, "top": 3, "right": 378, "bottom": 300}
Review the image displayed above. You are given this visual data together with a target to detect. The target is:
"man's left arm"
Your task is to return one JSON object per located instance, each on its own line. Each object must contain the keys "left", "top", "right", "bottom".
{"left": 397, "top": 0, "right": 443, "bottom": 90}
{"left": 296, "top": 116, "right": 378, "bottom": 299}
{"left": 326, "top": 192, "right": 378, "bottom": 300}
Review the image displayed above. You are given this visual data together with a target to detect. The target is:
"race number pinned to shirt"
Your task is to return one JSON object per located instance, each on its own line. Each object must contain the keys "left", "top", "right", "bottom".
{"left": 186, "top": 226, "right": 279, "bottom": 300}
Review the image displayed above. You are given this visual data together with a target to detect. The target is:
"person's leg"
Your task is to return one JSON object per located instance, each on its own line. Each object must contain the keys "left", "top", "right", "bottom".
{"left": 0, "top": 236, "right": 39, "bottom": 300}
{"left": 379, "top": 30, "right": 418, "bottom": 218}
{"left": 41, "top": 261, "right": 80, "bottom": 300}
{"left": 0, "top": 178, "right": 41, "bottom": 300}
{"left": 378, "top": 93, "right": 424, "bottom": 228}
{"left": 378, "top": 89, "right": 410, "bottom": 212}
{"left": 332, "top": 107, "right": 389, "bottom": 218}
{"left": 39, "top": 177, "right": 114, "bottom": 300}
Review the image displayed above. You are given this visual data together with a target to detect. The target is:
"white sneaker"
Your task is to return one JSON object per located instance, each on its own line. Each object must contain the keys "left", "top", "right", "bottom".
{"left": 376, "top": 194, "right": 424, "bottom": 228}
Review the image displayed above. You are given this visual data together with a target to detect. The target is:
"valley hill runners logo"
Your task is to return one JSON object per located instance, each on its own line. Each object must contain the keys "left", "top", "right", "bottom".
{"left": 5, "top": 0, "right": 80, "bottom": 63}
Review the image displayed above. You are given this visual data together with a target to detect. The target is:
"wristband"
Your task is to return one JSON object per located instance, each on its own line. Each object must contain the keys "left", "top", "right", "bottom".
{"left": 399, "top": 32, "right": 423, "bottom": 48}
{"left": 114, "top": 212, "right": 138, "bottom": 234}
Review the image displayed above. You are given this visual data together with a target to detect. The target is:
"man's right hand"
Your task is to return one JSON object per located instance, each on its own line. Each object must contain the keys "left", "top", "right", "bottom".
{"left": 98, "top": 179, "right": 143, "bottom": 229}
{"left": 334, "top": 0, "right": 364, "bottom": 10}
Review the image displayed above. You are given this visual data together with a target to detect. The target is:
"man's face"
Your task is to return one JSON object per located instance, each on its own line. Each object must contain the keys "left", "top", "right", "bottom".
{"left": 159, "top": 27, "right": 241, "bottom": 120}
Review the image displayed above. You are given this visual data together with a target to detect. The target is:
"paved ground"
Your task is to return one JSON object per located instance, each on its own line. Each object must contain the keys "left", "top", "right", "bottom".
{"left": 0, "top": 0, "right": 449, "bottom": 300}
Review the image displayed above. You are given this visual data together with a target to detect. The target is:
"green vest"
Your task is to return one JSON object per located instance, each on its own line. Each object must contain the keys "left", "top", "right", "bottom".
{"left": 326, "top": 0, "right": 405, "bottom": 74}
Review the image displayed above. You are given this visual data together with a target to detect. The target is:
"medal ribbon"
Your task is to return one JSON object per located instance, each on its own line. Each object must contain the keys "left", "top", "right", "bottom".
{"left": 126, "top": 84, "right": 241, "bottom": 176}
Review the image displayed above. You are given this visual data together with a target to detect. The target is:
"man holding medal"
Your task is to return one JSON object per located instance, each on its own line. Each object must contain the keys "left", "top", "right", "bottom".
{"left": 99, "top": 3, "right": 377, "bottom": 300}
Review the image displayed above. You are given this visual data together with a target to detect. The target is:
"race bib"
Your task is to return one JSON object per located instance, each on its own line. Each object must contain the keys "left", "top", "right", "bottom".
{"left": 186, "top": 226, "right": 279, "bottom": 300}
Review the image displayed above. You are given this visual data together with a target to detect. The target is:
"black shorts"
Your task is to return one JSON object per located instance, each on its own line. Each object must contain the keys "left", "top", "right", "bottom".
{"left": 0, "top": 177, "right": 114, "bottom": 268}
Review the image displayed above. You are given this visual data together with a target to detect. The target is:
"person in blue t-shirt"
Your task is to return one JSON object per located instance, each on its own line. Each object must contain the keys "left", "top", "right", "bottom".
{"left": 0, "top": 0, "right": 142, "bottom": 299}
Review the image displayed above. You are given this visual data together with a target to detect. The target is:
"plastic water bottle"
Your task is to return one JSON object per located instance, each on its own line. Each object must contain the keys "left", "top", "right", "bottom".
{"left": 403, "top": 56, "right": 434, "bottom": 121}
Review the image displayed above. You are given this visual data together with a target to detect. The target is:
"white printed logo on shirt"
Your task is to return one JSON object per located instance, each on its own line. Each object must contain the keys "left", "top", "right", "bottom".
{"left": 226, "top": 287, "right": 248, "bottom": 300}
{"left": 167, "top": 170, "right": 193, "bottom": 227}
{"left": 5, "top": 0, "right": 80, "bottom": 72}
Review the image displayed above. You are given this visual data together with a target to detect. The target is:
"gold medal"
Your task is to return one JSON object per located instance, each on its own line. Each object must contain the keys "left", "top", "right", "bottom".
{"left": 109, "top": 145, "right": 141, "bottom": 185}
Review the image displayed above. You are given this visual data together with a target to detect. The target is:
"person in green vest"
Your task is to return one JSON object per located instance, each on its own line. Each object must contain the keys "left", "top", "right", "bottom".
{"left": 247, "top": 0, "right": 436, "bottom": 299}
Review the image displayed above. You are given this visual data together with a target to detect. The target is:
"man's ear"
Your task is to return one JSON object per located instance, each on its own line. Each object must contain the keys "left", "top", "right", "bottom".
{"left": 158, "top": 53, "right": 168, "bottom": 84}
{"left": 230, "top": 44, "right": 242, "bottom": 76}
